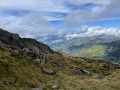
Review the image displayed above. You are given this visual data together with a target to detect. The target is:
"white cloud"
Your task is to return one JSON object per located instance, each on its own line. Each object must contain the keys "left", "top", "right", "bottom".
{"left": 0, "top": 13, "right": 57, "bottom": 38}
{"left": 0, "top": 0, "right": 71, "bottom": 21}
{"left": 51, "top": 39, "right": 64, "bottom": 43}
{"left": 65, "top": 25, "right": 120, "bottom": 40}
{"left": 0, "top": 0, "right": 70, "bottom": 13}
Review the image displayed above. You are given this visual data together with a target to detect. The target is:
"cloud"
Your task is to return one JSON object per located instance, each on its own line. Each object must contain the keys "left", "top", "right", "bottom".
{"left": 65, "top": 25, "right": 120, "bottom": 40}
{"left": 98, "top": 0, "right": 120, "bottom": 18}
{"left": 0, "top": 0, "right": 70, "bottom": 13}
{"left": 0, "top": 0, "right": 120, "bottom": 40}
{"left": 51, "top": 39, "right": 64, "bottom": 43}
{"left": 65, "top": 10, "right": 95, "bottom": 26}
{"left": 0, "top": 0, "right": 71, "bottom": 21}
{"left": 66, "top": 0, "right": 110, "bottom": 5}
{"left": 66, "top": 0, "right": 110, "bottom": 6}
{"left": 0, "top": 13, "right": 57, "bottom": 38}
{"left": 65, "top": 0, "right": 120, "bottom": 27}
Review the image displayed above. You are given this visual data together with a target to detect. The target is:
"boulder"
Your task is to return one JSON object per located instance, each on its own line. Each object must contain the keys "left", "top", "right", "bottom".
{"left": 41, "top": 68, "right": 56, "bottom": 74}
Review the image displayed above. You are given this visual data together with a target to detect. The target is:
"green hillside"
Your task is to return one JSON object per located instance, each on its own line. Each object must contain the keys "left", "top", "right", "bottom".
{"left": 65, "top": 38, "right": 120, "bottom": 64}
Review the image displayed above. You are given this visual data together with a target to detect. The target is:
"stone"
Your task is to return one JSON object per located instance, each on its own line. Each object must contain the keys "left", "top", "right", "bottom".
{"left": 83, "top": 70, "right": 91, "bottom": 75}
{"left": 118, "top": 65, "right": 120, "bottom": 69}
{"left": 10, "top": 45, "right": 19, "bottom": 50}
{"left": 52, "top": 84, "right": 58, "bottom": 89}
{"left": 55, "top": 61, "right": 65, "bottom": 69}
{"left": 28, "top": 87, "right": 43, "bottom": 90}
{"left": 22, "top": 48, "right": 37, "bottom": 58}
{"left": 42, "top": 68, "right": 56, "bottom": 74}
{"left": 104, "top": 73, "right": 112, "bottom": 76}
{"left": 76, "top": 69, "right": 83, "bottom": 74}
{"left": 35, "top": 55, "right": 50, "bottom": 64}
{"left": 113, "top": 69, "right": 118, "bottom": 72}
{"left": 75, "top": 67, "right": 91, "bottom": 75}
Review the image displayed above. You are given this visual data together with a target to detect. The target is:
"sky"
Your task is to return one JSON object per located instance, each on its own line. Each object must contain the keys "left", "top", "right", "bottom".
{"left": 0, "top": 0, "right": 120, "bottom": 40}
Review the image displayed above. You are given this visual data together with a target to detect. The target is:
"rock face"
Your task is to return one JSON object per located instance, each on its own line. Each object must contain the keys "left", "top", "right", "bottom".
{"left": 0, "top": 28, "right": 54, "bottom": 54}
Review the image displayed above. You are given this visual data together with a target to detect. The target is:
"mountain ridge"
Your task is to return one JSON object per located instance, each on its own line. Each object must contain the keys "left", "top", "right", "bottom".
{"left": 0, "top": 28, "right": 54, "bottom": 54}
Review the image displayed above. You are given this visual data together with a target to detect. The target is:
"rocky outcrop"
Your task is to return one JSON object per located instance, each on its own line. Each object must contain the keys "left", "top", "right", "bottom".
{"left": 22, "top": 47, "right": 50, "bottom": 64}
{"left": 0, "top": 28, "right": 54, "bottom": 54}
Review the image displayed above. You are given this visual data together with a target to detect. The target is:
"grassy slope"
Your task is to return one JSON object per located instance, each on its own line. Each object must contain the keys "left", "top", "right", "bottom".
{"left": 65, "top": 38, "right": 120, "bottom": 63}
{"left": 0, "top": 42, "right": 120, "bottom": 90}
{"left": 69, "top": 45, "right": 107, "bottom": 59}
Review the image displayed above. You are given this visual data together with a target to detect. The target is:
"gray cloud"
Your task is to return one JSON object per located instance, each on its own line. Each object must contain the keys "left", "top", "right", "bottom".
{"left": 0, "top": 13, "right": 57, "bottom": 38}
{"left": 98, "top": 0, "right": 120, "bottom": 18}
{"left": 65, "top": 0, "right": 120, "bottom": 27}
{"left": 66, "top": 0, "right": 110, "bottom": 6}
{"left": 65, "top": 10, "right": 95, "bottom": 26}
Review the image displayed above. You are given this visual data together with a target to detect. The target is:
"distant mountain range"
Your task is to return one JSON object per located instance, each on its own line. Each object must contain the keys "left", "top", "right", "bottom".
{"left": 40, "top": 34, "right": 120, "bottom": 63}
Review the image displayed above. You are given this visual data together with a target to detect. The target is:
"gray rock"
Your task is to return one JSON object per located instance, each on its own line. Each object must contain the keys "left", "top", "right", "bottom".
{"left": 55, "top": 61, "right": 65, "bottom": 69}
{"left": 83, "top": 70, "right": 91, "bottom": 75}
{"left": 76, "top": 67, "right": 91, "bottom": 75}
{"left": 118, "top": 65, "right": 120, "bottom": 69}
{"left": 35, "top": 55, "right": 50, "bottom": 64}
{"left": 104, "top": 73, "right": 112, "bottom": 76}
{"left": 42, "top": 68, "right": 56, "bottom": 74}
{"left": 22, "top": 48, "right": 37, "bottom": 58}
{"left": 113, "top": 69, "right": 118, "bottom": 72}
{"left": 52, "top": 84, "right": 58, "bottom": 89}
{"left": 76, "top": 69, "right": 83, "bottom": 74}
{"left": 9, "top": 45, "right": 19, "bottom": 50}
{"left": 28, "top": 87, "right": 43, "bottom": 90}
